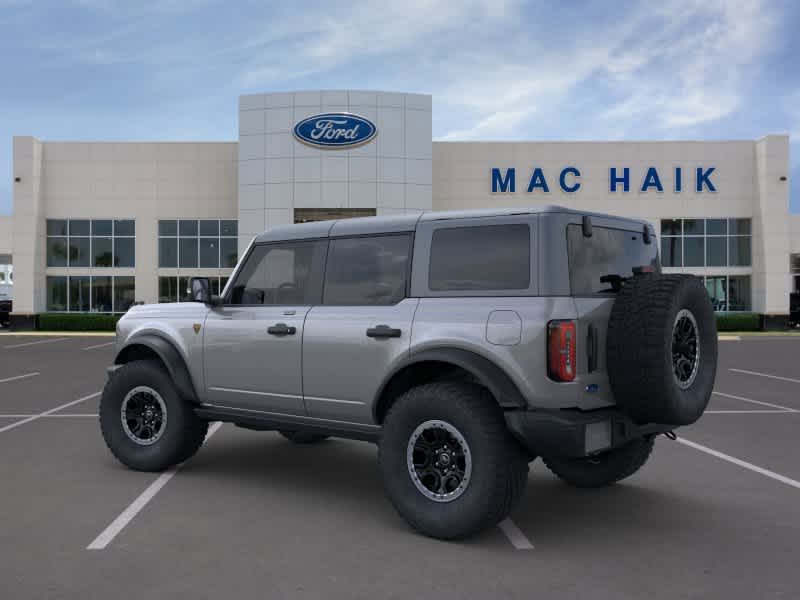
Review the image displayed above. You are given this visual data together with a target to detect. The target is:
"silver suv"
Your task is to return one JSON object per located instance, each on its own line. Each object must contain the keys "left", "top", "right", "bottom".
{"left": 101, "top": 206, "right": 717, "bottom": 539}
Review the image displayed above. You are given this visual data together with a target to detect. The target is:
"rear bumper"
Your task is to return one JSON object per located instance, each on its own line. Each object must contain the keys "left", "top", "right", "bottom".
{"left": 505, "top": 408, "right": 673, "bottom": 459}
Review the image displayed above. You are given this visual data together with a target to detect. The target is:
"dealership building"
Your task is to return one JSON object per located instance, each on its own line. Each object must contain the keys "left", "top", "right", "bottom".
{"left": 0, "top": 89, "right": 798, "bottom": 328}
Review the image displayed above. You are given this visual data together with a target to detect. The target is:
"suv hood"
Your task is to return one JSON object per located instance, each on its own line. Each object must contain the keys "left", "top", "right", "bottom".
{"left": 121, "top": 302, "right": 210, "bottom": 320}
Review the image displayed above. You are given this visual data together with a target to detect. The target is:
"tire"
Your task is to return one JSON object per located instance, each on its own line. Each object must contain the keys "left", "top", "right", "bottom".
{"left": 278, "top": 430, "right": 329, "bottom": 444}
{"left": 100, "top": 360, "right": 209, "bottom": 472}
{"left": 607, "top": 274, "right": 717, "bottom": 425}
{"left": 543, "top": 437, "right": 655, "bottom": 488}
{"left": 379, "top": 382, "right": 528, "bottom": 540}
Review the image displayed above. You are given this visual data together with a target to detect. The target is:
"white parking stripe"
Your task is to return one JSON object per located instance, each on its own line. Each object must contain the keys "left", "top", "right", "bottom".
{"left": 83, "top": 341, "right": 116, "bottom": 351}
{"left": 3, "top": 337, "right": 69, "bottom": 349}
{"left": 0, "top": 391, "right": 101, "bottom": 433}
{"left": 677, "top": 437, "right": 800, "bottom": 490}
{"left": 0, "top": 413, "right": 97, "bottom": 418}
{"left": 730, "top": 368, "right": 800, "bottom": 385}
{"left": 87, "top": 422, "right": 223, "bottom": 550}
{"left": 713, "top": 391, "right": 796, "bottom": 412}
{"left": 498, "top": 518, "right": 534, "bottom": 550}
{"left": 0, "top": 372, "right": 39, "bottom": 384}
{"left": 705, "top": 409, "right": 798, "bottom": 414}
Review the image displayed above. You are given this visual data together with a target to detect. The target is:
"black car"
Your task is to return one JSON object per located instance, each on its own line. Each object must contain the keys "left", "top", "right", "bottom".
{"left": 790, "top": 292, "right": 800, "bottom": 328}
{"left": 0, "top": 299, "right": 11, "bottom": 328}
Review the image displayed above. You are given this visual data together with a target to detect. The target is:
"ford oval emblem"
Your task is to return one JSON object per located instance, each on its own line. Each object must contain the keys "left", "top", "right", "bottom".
{"left": 293, "top": 113, "right": 377, "bottom": 149}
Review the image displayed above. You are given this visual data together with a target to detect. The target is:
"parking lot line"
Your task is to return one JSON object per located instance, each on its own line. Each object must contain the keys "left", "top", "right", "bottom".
{"left": 705, "top": 409, "right": 798, "bottom": 414}
{"left": 3, "top": 337, "right": 69, "bottom": 349}
{"left": 83, "top": 341, "right": 116, "bottom": 351}
{"left": 0, "top": 413, "right": 98, "bottom": 418}
{"left": 498, "top": 518, "right": 534, "bottom": 550}
{"left": 729, "top": 368, "right": 800, "bottom": 385}
{"left": 713, "top": 391, "right": 797, "bottom": 412}
{"left": 0, "top": 391, "right": 101, "bottom": 434}
{"left": 0, "top": 372, "right": 40, "bottom": 384}
{"left": 677, "top": 437, "right": 800, "bottom": 491}
{"left": 87, "top": 421, "right": 223, "bottom": 550}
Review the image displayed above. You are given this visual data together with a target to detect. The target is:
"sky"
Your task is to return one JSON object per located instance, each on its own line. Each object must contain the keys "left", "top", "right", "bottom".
{"left": 0, "top": 0, "right": 798, "bottom": 215}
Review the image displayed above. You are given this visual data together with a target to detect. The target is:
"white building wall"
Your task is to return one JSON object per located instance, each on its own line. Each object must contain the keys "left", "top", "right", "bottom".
{"left": 0, "top": 215, "right": 12, "bottom": 256}
{"left": 12, "top": 139, "right": 238, "bottom": 312}
{"left": 433, "top": 135, "right": 791, "bottom": 314}
{"left": 11, "top": 136, "right": 44, "bottom": 314}
{"left": 790, "top": 215, "right": 800, "bottom": 254}
{"left": 753, "top": 135, "right": 791, "bottom": 314}
{"left": 237, "top": 90, "right": 432, "bottom": 256}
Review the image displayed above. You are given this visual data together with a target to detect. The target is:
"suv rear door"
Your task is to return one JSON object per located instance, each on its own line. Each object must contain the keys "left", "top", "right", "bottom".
{"left": 203, "top": 240, "right": 327, "bottom": 415}
{"left": 563, "top": 215, "right": 660, "bottom": 409}
{"left": 302, "top": 232, "right": 417, "bottom": 424}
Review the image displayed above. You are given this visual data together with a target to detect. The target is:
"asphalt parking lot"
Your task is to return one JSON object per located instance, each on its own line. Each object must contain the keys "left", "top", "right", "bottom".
{"left": 1, "top": 334, "right": 799, "bottom": 599}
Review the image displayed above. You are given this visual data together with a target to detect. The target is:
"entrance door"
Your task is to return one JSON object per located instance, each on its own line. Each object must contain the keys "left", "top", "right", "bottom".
{"left": 203, "top": 239, "right": 327, "bottom": 415}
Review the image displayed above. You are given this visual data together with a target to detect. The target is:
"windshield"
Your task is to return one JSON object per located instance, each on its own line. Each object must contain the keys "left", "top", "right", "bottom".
{"left": 567, "top": 224, "right": 660, "bottom": 294}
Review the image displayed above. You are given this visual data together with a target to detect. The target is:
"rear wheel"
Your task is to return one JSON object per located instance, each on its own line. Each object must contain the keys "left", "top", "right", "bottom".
{"left": 379, "top": 382, "right": 528, "bottom": 540}
{"left": 100, "top": 360, "right": 209, "bottom": 472}
{"left": 278, "top": 430, "right": 329, "bottom": 444}
{"left": 543, "top": 437, "right": 655, "bottom": 488}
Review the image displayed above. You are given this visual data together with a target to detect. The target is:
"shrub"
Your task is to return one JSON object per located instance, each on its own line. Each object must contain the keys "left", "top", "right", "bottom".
{"left": 38, "top": 313, "right": 121, "bottom": 332}
{"left": 715, "top": 313, "right": 760, "bottom": 332}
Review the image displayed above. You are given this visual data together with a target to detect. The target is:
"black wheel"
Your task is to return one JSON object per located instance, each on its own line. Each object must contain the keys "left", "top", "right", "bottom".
{"left": 543, "top": 437, "right": 655, "bottom": 488}
{"left": 607, "top": 274, "right": 717, "bottom": 425}
{"left": 278, "top": 430, "right": 329, "bottom": 444}
{"left": 379, "top": 382, "right": 528, "bottom": 540}
{"left": 100, "top": 360, "right": 209, "bottom": 472}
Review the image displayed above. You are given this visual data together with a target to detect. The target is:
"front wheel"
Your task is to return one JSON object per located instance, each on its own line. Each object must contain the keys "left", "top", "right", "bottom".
{"left": 543, "top": 437, "right": 655, "bottom": 488}
{"left": 379, "top": 382, "right": 528, "bottom": 540}
{"left": 100, "top": 360, "right": 209, "bottom": 472}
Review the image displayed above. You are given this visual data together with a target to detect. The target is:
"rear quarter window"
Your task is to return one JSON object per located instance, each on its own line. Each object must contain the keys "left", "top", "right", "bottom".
{"left": 429, "top": 224, "right": 530, "bottom": 291}
{"left": 567, "top": 224, "right": 659, "bottom": 295}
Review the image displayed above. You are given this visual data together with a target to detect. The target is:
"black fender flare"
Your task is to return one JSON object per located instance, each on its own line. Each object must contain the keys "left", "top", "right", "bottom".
{"left": 374, "top": 347, "right": 528, "bottom": 420}
{"left": 115, "top": 334, "right": 199, "bottom": 403}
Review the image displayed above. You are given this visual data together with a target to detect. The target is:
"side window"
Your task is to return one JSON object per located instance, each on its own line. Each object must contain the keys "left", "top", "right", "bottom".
{"left": 228, "top": 241, "right": 325, "bottom": 305}
{"left": 429, "top": 224, "right": 530, "bottom": 291}
{"left": 323, "top": 235, "right": 411, "bottom": 306}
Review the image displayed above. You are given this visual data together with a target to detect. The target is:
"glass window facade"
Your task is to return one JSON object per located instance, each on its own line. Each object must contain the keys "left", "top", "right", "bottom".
{"left": 46, "top": 276, "right": 135, "bottom": 312}
{"left": 704, "top": 275, "right": 752, "bottom": 312}
{"left": 158, "top": 219, "right": 238, "bottom": 269}
{"left": 46, "top": 219, "right": 135, "bottom": 268}
{"left": 660, "top": 218, "right": 751, "bottom": 267}
{"left": 158, "top": 276, "right": 230, "bottom": 303}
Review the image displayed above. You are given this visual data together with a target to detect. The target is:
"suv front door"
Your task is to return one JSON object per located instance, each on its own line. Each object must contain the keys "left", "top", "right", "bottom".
{"left": 203, "top": 240, "right": 326, "bottom": 415}
{"left": 302, "top": 234, "right": 417, "bottom": 424}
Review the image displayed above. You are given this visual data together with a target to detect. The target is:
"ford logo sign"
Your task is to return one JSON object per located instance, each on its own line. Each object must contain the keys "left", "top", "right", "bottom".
{"left": 293, "top": 113, "right": 377, "bottom": 149}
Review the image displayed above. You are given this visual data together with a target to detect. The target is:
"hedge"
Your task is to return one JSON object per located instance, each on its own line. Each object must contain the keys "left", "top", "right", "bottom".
{"left": 715, "top": 312, "right": 760, "bottom": 332}
{"left": 38, "top": 313, "right": 121, "bottom": 331}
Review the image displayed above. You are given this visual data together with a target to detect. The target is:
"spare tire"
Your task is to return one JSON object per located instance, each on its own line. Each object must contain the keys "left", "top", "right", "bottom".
{"left": 606, "top": 273, "right": 717, "bottom": 425}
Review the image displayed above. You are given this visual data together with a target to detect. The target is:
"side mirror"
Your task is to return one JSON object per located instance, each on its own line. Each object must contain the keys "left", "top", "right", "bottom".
{"left": 190, "top": 277, "right": 211, "bottom": 303}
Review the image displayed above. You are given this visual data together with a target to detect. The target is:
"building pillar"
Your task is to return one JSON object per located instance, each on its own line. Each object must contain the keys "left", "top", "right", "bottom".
{"left": 753, "top": 135, "right": 791, "bottom": 327}
{"left": 10, "top": 136, "right": 45, "bottom": 328}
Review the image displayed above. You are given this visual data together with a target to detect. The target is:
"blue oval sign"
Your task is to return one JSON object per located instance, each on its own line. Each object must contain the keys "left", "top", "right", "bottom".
{"left": 293, "top": 113, "right": 377, "bottom": 149}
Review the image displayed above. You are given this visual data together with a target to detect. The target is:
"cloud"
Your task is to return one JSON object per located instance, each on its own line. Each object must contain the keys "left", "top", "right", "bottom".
{"left": 435, "top": 0, "right": 778, "bottom": 140}
{"left": 237, "top": 0, "right": 514, "bottom": 88}
{"left": 601, "top": 0, "right": 776, "bottom": 131}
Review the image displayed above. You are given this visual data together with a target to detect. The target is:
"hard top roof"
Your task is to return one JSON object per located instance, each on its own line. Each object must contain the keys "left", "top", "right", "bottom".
{"left": 253, "top": 205, "right": 649, "bottom": 243}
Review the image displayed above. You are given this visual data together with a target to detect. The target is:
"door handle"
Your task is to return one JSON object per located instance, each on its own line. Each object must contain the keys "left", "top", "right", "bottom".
{"left": 267, "top": 323, "right": 296, "bottom": 336}
{"left": 366, "top": 325, "right": 402, "bottom": 338}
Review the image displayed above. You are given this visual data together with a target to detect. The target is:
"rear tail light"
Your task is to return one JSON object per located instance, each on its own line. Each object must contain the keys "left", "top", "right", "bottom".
{"left": 548, "top": 320, "right": 576, "bottom": 382}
